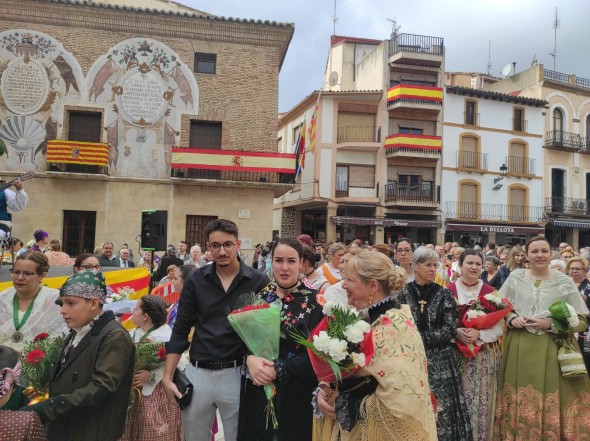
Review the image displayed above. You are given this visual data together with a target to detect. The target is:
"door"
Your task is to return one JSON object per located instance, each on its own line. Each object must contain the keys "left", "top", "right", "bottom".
{"left": 551, "top": 169, "right": 565, "bottom": 212}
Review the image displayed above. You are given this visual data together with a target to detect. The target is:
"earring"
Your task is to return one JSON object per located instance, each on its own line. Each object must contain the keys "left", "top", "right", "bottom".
{"left": 368, "top": 292, "right": 374, "bottom": 306}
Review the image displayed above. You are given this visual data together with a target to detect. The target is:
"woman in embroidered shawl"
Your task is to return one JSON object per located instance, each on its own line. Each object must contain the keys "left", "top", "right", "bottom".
{"left": 314, "top": 250, "right": 437, "bottom": 441}
{"left": 121, "top": 295, "right": 183, "bottom": 441}
{"left": 494, "top": 236, "right": 590, "bottom": 440}
{"left": 398, "top": 246, "right": 473, "bottom": 441}
{"left": 238, "top": 236, "right": 323, "bottom": 441}
{"left": 448, "top": 249, "right": 503, "bottom": 441}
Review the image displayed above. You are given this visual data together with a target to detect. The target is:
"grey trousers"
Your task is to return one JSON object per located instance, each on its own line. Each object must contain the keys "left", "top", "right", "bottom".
{"left": 182, "top": 362, "right": 241, "bottom": 441}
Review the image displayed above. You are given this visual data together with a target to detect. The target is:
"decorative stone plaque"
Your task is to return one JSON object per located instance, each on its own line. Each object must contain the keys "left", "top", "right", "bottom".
{"left": 1, "top": 58, "right": 49, "bottom": 115}
{"left": 116, "top": 69, "right": 168, "bottom": 126}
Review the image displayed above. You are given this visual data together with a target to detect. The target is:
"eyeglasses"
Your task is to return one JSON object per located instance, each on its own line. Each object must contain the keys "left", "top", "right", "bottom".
{"left": 209, "top": 242, "right": 237, "bottom": 252}
{"left": 396, "top": 249, "right": 412, "bottom": 254}
{"left": 81, "top": 264, "right": 101, "bottom": 271}
{"left": 569, "top": 267, "right": 584, "bottom": 272}
{"left": 12, "top": 270, "right": 39, "bottom": 278}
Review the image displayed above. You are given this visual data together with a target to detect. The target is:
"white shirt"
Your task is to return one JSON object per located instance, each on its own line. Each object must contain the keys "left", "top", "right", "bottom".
{"left": 120, "top": 259, "right": 130, "bottom": 268}
{"left": 3, "top": 188, "right": 29, "bottom": 211}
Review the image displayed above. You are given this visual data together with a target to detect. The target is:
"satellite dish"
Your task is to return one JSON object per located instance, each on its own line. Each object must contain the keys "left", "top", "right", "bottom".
{"left": 328, "top": 71, "right": 339, "bottom": 87}
{"left": 501, "top": 63, "right": 513, "bottom": 77}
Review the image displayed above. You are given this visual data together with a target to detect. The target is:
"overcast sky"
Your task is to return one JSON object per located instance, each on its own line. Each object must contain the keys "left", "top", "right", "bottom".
{"left": 184, "top": 0, "right": 589, "bottom": 112}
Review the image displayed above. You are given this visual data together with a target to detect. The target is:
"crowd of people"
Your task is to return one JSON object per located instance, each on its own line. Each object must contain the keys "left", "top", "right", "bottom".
{"left": 1, "top": 219, "right": 590, "bottom": 441}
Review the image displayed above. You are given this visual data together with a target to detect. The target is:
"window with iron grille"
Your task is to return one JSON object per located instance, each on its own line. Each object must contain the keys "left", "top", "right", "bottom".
{"left": 62, "top": 210, "right": 96, "bottom": 257}
{"left": 194, "top": 53, "right": 216, "bottom": 74}
{"left": 54, "top": 111, "right": 104, "bottom": 174}
{"left": 186, "top": 215, "right": 218, "bottom": 248}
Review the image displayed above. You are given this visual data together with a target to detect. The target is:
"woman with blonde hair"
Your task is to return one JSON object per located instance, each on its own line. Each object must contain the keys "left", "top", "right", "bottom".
{"left": 44, "top": 239, "right": 72, "bottom": 266}
{"left": 319, "top": 242, "right": 347, "bottom": 285}
{"left": 500, "top": 245, "right": 525, "bottom": 284}
{"left": 315, "top": 250, "right": 437, "bottom": 441}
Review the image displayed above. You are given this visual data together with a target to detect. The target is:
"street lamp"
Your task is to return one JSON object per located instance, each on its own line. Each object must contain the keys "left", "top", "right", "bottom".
{"left": 494, "top": 164, "right": 508, "bottom": 186}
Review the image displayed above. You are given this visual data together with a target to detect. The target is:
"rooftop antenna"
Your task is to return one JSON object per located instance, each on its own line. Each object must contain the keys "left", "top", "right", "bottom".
{"left": 549, "top": 7, "right": 559, "bottom": 72}
{"left": 386, "top": 18, "right": 401, "bottom": 39}
{"left": 332, "top": 0, "right": 339, "bottom": 36}
{"left": 486, "top": 40, "right": 492, "bottom": 76}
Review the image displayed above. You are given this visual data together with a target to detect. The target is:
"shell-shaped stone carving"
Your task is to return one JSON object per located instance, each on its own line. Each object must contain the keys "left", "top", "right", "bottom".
{"left": 0, "top": 116, "right": 46, "bottom": 151}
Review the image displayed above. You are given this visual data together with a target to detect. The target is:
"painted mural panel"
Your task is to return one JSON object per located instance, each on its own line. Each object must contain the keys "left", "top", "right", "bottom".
{"left": 0, "top": 30, "right": 84, "bottom": 171}
{"left": 87, "top": 38, "right": 198, "bottom": 178}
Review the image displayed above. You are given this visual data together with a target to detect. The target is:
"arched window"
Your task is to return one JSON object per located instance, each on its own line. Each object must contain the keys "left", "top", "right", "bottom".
{"left": 553, "top": 108, "right": 564, "bottom": 145}
{"left": 509, "top": 141, "right": 527, "bottom": 174}
{"left": 459, "top": 181, "right": 479, "bottom": 219}
{"left": 459, "top": 135, "right": 480, "bottom": 169}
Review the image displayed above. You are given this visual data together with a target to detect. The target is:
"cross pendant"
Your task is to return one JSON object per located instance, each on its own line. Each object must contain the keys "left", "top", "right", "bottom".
{"left": 418, "top": 299, "right": 427, "bottom": 313}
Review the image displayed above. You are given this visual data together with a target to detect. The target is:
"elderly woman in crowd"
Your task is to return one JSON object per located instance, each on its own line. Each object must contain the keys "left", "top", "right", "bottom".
{"left": 319, "top": 242, "right": 347, "bottom": 285}
{"left": 567, "top": 256, "right": 590, "bottom": 373}
{"left": 398, "top": 246, "right": 472, "bottom": 441}
{"left": 481, "top": 255, "right": 502, "bottom": 290}
{"left": 315, "top": 250, "right": 437, "bottom": 441}
{"left": 44, "top": 239, "right": 73, "bottom": 266}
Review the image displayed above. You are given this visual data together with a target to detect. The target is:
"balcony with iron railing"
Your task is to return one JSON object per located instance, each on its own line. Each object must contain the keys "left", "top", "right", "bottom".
{"left": 464, "top": 112, "right": 479, "bottom": 126}
{"left": 384, "top": 182, "right": 439, "bottom": 206}
{"left": 446, "top": 201, "right": 545, "bottom": 222}
{"left": 335, "top": 180, "right": 378, "bottom": 198}
{"left": 544, "top": 130, "right": 589, "bottom": 152}
{"left": 387, "top": 84, "right": 443, "bottom": 114}
{"left": 384, "top": 133, "right": 442, "bottom": 159}
{"left": 388, "top": 33, "right": 444, "bottom": 67}
{"left": 506, "top": 156, "right": 536, "bottom": 176}
{"left": 171, "top": 168, "right": 296, "bottom": 184}
{"left": 337, "top": 125, "right": 381, "bottom": 144}
{"left": 545, "top": 197, "right": 590, "bottom": 216}
{"left": 456, "top": 151, "right": 488, "bottom": 172}
{"left": 543, "top": 69, "right": 590, "bottom": 90}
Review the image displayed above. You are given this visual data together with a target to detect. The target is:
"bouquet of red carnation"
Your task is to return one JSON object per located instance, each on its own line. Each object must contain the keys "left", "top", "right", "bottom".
{"left": 21, "top": 333, "right": 65, "bottom": 404}
{"left": 227, "top": 294, "right": 281, "bottom": 429}
{"left": 134, "top": 340, "right": 167, "bottom": 372}
{"left": 293, "top": 301, "right": 374, "bottom": 383}
{"left": 457, "top": 293, "right": 513, "bottom": 358}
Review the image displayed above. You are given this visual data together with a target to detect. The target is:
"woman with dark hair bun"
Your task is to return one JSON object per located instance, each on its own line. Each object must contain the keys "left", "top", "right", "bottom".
{"left": 122, "top": 295, "right": 183, "bottom": 441}
{"left": 239, "top": 236, "right": 323, "bottom": 441}
{"left": 0, "top": 345, "right": 47, "bottom": 440}
{"left": 301, "top": 245, "right": 329, "bottom": 291}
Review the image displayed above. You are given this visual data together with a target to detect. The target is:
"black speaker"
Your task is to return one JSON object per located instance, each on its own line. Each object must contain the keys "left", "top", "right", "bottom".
{"left": 141, "top": 210, "right": 168, "bottom": 251}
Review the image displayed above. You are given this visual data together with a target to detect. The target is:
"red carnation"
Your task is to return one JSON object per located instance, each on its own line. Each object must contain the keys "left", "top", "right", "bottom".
{"left": 156, "top": 346, "right": 166, "bottom": 361}
{"left": 33, "top": 333, "right": 49, "bottom": 343}
{"left": 26, "top": 349, "right": 46, "bottom": 365}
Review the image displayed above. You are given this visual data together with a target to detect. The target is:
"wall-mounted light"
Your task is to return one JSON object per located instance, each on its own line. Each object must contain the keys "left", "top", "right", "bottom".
{"left": 492, "top": 184, "right": 503, "bottom": 190}
{"left": 494, "top": 163, "right": 508, "bottom": 184}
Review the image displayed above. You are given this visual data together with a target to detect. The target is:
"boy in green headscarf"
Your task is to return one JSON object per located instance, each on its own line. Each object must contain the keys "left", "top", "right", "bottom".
{"left": 25, "top": 272, "right": 135, "bottom": 441}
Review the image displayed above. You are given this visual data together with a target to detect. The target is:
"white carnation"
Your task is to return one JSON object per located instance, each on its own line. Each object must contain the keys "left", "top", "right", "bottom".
{"left": 484, "top": 294, "right": 502, "bottom": 306}
{"left": 326, "top": 338, "right": 349, "bottom": 362}
{"left": 312, "top": 331, "right": 333, "bottom": 354}
{"left": 350, "top": 352, "right": 366, "bottom": 367}
{"left": 322, "top": 301, "right": 338, "bottom": 317}
{"left": 466, "top": 309, "right": 486, "bottom": 320}
{"left": 566, "top": 303, "right": 580, "bottom": 328}
{"left": 344, "top": 320, "right": 371, "bottom": 344}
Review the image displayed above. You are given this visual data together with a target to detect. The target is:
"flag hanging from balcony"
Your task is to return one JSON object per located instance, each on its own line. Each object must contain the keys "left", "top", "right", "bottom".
{"left": 46, "top": 140, "right": 109, "bottom": 166}
{"left": 384, "top": 134, "right": 442, "bottom": 150}
{"left": 294, "top": 120, "right": 306, "bottom": 177}
{"left": 171, "top": 148, "right": 296, "bottom": 173}
{"left": 387, "top": 85, "right": 443, "bottom": 103}
{"left": 307, "top": 101, "right": 319, "bottom": 153}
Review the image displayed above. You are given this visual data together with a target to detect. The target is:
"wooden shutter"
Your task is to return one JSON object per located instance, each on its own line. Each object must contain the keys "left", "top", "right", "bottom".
{"left": 349, "top": 166, "right": 375, "bottom": 188}
{"left": 461, "top": 136, "right": 478, "bottom": 169}
{"left": 460, "top": 183, "right": 477, "bottom": 218}
{"left": 510, "top": 142, "right": 526, "bottom": 174}
{"left": 509, "top": 188, "right": 526, "bottom": 221}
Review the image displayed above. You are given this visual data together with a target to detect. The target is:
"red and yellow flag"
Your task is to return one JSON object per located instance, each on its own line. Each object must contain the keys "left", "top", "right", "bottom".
{"left": 47, "top": 140, "right": 109, "bottom": 166}
{"left": 387, "top": 85, "right": 443, "bottom": 103}
{"left": 308, "top": 102, "right": 319, "bottom": 153}
{"left": 171, "top": 148, "right": 296, "bottom": 173}
{"left": 384, "top": 134, "right": 442, "bottom": 150}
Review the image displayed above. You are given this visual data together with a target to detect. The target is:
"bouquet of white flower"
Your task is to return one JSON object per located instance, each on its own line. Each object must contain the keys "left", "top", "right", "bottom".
{"left": 293, "top": 301, "right": 373, "bottom": 382}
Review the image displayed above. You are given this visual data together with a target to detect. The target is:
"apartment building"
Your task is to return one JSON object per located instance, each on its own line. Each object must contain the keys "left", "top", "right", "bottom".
{"left": 275, "top": 32, "right": 445, "bottom": 244}
{"left": 485, "top": 65, "right": 590, "bottom": 247}
{"left": 442, "top": 86, "right": 546, "bottom": 246}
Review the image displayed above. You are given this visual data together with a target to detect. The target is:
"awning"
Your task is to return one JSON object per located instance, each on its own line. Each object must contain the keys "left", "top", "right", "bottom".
{"left": 552, "top": 220, "right": 590, "bottom": 229}
{"left": 331, "top": 216, "right": 440, "bottom": 228}
{"left": 445, "top": 223, "right": 544, "bottom": 235}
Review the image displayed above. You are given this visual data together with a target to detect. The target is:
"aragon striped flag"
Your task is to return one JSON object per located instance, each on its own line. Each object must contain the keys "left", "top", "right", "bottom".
{"left": 307, "top": 101, "right": 319, "bottom": 153}
{"left": 47, "top": 140, "right": 109, "bottom": 166}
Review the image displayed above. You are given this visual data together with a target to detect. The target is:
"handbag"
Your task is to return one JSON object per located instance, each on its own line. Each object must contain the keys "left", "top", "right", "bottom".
{"left": 556, "top": 336, "right": 588, "bottom": 377}
{"left": 172, "top": 368, "right": 193, "bottom": 409}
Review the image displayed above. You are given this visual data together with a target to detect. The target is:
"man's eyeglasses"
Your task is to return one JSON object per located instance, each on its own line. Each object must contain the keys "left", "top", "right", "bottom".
{"left": 81, "top": 264, "right": 101, "bottom": 271}
{"left": 209, "top": 242, "right": 237, "bottom": 252}
{"left": 12, "top": 270, "right": 39, "bottom": 278}
{"left": 396, "top": 249, "right": 412, "bottom": 254}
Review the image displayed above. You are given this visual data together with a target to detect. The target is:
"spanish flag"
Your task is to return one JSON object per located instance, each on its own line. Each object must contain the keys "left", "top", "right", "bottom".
{"left": 384, "top": 134, "right": 442, "bottom": 150}
{"left": 171, "top": 148, "right": 296, "bottom": 173}
{"left": 47, "top": 140, "right": 109, "bottom": 166}
{"left": 387, "top": 85, "right": 443, "bottom": 103}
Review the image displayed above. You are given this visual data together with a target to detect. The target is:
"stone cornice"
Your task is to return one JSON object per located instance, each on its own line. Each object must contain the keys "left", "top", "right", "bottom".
{"left": 0, "top": 0, "right": 295, "bottom": 67}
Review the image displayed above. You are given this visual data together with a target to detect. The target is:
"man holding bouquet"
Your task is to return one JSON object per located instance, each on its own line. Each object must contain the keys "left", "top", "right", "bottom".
{"left": 163, "top": 219, "right": 269, "bottom": 441}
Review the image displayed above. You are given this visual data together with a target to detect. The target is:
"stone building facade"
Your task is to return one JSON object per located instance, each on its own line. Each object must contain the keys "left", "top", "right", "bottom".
{"left": 0, "top": 0, "right": 294, "bottom": 258}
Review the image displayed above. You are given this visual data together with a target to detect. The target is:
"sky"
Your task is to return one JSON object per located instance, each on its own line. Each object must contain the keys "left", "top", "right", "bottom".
{"left": 183, "top": 0, "right": 589, "bottom": 113}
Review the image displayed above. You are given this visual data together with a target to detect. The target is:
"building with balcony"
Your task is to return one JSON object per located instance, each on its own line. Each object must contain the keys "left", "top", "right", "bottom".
{"left": 0, "top": 0, "right": 294, "bottom": 257}
{"left": 274, "top": 32, "right": 444, "bottom": 244}
{"left": 485, "top": 65, "right": 590, "bottom": 247}
{"left": 442, "top": 86, "right": 547, "bottom": 246}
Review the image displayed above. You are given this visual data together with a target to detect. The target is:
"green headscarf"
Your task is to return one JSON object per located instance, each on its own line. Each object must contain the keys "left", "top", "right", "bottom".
{"left": 59, "top": 271, "right": 107, "bottom": 304}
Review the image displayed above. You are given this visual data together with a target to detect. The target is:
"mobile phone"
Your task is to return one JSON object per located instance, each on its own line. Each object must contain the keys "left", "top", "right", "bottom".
{"left": 447, "top": 255, "right": 453, "bottom": 260}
